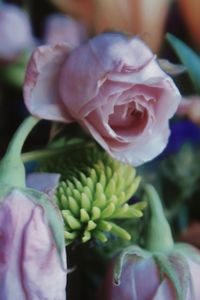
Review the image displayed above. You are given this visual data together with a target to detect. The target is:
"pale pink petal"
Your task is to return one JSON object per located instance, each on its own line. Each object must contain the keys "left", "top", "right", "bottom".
{"left": 22, "top": 205, "right": 66, "bottom": 300}
{"left": 26, "top": 172, "right": 60, "bottom": 200}
{"left": 130, "top": 257, "right": 161, "bottom": 299}
{"left": 23, "top": 43, "right": 74, "bottom": 122}
{"left": 153, "top": 279, "right": 176, "bottom": 300}
{"left": 108, "top": 127, "right": 170, "bottom": 165}
{"left": 187, "top": 259, "right": 200, "bottom": 299}
{"left": 0, "top": 189, "right": 66, "bottom": 300}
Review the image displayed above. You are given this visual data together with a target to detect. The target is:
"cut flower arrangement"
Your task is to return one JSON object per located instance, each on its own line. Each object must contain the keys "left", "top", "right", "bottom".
{"left": 1, "top": 10, "right": 200, "bottom": 299}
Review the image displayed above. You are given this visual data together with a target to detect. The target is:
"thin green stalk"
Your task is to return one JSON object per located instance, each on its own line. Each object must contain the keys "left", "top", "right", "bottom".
{"left": 0, "top": 116, "right": 39, "bottom": 188}
{"left": 22, "top": 142, "right": 94, "bottom": 163}
{"left": 6, "top": 116, "right": 39, "bottom": 160}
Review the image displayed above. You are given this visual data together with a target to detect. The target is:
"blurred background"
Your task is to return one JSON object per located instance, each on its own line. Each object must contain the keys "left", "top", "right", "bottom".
{"left": 1, "top": 1, "right": 200, "bottom": 298}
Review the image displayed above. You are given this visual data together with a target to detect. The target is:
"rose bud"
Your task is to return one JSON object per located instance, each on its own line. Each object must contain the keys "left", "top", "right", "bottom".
{"left": 0, "top": 116, "right": 67, "bottom": 299}
{"left": 24, "top": 33, "right": 181, "bottom": 166}
{"left": 44, "top": 14, "right": 87, "bottom": 47}
{"left": 99, "top": 185, "right": 200, "bottom": 300}
{"left": 0, "top": 4, "right": 33, "bottom": 63}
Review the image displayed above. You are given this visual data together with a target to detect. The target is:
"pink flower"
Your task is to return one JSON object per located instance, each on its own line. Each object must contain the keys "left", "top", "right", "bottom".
{"left": 44, "top": 14, "right": 87, "bottom": 47}
{"left": 177, "top": 96, "right": 200, "bottom": 126}
{"left": 24, "top": 33, "right": 181, "bottom": 166}
{"left": 26, "top": 172, "right": 61, "bottom": 199}
{"left": 0, "top": 188, "right": 67, "bottom": 300}
{"left": 99, "top": 245, "right": 200, "bottom": 300}
{"left": 0, "top": 4, "right": 33, "bottom": 62}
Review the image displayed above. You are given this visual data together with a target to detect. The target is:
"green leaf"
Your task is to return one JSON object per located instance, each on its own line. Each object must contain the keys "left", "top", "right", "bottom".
{"left": 166, "top": 33, "right": 200, "bottom": 94}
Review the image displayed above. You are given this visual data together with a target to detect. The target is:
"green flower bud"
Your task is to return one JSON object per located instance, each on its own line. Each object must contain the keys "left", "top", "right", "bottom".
{"left": 40, "top": 143, "right": 146, "bottom": 244}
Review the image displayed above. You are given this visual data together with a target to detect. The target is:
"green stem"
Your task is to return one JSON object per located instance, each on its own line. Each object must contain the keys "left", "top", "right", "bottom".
{"left": 144, "top": 184, "right": 174, "bottom": 253}
{"left": 0, "top": 116, "right": 39, "bottom": 188}
{"left": 22, "top": 147, "right": 71, "bottom": 163}
{"left": 22, "top": 142, "right": 94, "bottom": 163}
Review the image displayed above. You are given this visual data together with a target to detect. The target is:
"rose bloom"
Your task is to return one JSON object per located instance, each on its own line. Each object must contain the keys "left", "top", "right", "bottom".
{"left": 99, "top": 246, "right": 200, "bottom": 300}
{"left": 24, "top": 33, "right": 181, "bottom": 166}
{"left": 0, "top": 174, "right": 67, "bottom": 300}
{"left": 0, "top": 4, "right": 33, "bottom": 62}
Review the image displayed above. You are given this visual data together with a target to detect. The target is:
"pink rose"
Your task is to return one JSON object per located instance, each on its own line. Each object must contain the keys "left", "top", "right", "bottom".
{"left": 44, "top": 14, "right": 87, "bottom": 47}
{"left": 24, "top": 33, "right": 181, "bottom": 166}
{"left": 99, "top": 245, "right": 200, "bottom": 300}
{"left": 0, "top": 4, "right": 33, "bottom": 62}
{"left": 0, "top": 188, "right": 67, "bottom": 300}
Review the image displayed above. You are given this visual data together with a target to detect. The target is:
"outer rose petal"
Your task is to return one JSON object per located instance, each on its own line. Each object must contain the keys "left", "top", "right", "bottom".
{"left": 22, "top": 205, "right": 66, "bottom": 300}
{"left": 23, "top": 43, "right": 74, "bottom": 122}
{"left": 153, "top": 280, "right": 176, "bottom": 300}
{"left": 0, "top": 189, "right": 66, "bottom": 300}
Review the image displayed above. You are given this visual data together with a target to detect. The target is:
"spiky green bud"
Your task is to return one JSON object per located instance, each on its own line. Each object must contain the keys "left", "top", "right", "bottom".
{"left": 54, "top": 151, "right": 146, "bottom": 245}
{"left": 39, "top": 142, "right": 146, "bottom": 244}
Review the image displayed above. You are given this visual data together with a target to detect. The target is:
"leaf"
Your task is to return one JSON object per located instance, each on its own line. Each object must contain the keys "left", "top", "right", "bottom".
{"left": 166, "top": 33, "right": 200, "bottom": 94}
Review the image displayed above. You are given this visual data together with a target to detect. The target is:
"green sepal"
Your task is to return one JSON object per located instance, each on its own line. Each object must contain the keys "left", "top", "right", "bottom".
{"left": 113, "top": 245, "right": 151, "bottom": 285}
{"left": 166, "top": 33, "right": 200, "bottom": 94}
{"left": 154, "top": 252, "right": 190, "bottom": 300}
{"left": 0, "top": 184, "right": 14, "bottom": 201}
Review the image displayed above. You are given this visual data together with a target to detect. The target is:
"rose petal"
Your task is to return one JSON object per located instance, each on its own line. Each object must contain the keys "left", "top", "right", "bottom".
{"left": 0, "top": 189, "right": 66, "bottom": 299}
{"left": 23, "top": 43, "right": 74, "bottom": 122}
{"left": 26, "top": 172, "right": 60, "bottom": 200}
{"left": 22, "top": 204, "right": 66, "bottom": 299}
{"left": 153, "top": 279, "right": 176, "bottom": 300}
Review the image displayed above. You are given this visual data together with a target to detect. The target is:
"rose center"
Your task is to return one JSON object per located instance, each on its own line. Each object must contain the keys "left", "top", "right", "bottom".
{"left": 108, "top": 102, "right": 148, "bottom": 135}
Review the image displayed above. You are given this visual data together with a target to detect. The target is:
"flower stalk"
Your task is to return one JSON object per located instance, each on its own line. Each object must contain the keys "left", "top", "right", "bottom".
{"left": 0, "top": 116, "right": 39, "bottom": 188}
